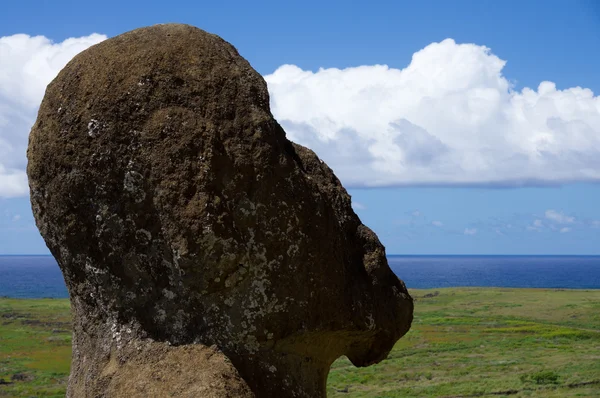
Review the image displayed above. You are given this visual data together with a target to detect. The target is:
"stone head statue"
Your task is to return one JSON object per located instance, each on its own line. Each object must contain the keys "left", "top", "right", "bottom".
{"left": 27, "top": 24, "right": 413, "bottom": 397}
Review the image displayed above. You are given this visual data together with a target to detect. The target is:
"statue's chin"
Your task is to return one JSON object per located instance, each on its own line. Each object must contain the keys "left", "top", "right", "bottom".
{"left": 345, "top": 331, "right": 396, "bottom": 367}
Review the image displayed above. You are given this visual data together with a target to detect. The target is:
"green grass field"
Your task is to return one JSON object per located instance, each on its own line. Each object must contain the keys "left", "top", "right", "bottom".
{"left": 1, "top": 288, "right": 599, "bottom": 397}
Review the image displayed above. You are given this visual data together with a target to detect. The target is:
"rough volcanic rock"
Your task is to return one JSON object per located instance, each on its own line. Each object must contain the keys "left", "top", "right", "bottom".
{"left": 27, "top": 24, "right": 413, "bottom": 397}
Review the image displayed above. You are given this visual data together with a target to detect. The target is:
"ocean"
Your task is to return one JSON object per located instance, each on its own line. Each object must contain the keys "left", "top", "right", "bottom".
{"left": 1, "top": 255, "right": 599, "bottom": 298}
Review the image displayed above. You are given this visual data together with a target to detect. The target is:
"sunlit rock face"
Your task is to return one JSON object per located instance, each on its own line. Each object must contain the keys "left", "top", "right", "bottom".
{"left": 27, "top": 24, "right": 413, "bottom": 398}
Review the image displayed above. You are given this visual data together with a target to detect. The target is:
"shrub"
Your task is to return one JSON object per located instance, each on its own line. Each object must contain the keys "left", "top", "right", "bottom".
{"left": 520, "top": 370, "right": 560, "bottom": 385}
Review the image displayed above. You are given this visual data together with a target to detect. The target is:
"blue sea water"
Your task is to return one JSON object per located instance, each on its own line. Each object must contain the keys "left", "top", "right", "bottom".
{"left": 388, "top": 255, "right": 600, "bottom": 290}
{"left": 0, "top": 256, "right": 69, "bottom": 298}
{"left": 0, "top": 255, "right": 599, "bottom": 298}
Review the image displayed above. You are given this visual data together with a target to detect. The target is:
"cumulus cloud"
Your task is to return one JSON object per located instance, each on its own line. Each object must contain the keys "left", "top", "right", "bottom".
{"left": 464, "top": 228, "right": 477, "bottom": 235}
{"left": 560, "top": 227, "right": 571, "bottom": 233}
{"left": 3, "top": 35, "right": 600, "bottom": 198}
{"left": 432, "top": 220, "right": 443, "bottom": 227}
{"left": 266, "top": 39, "right": 600, "bottom": 188}
{"left": 0, "top": 33, "right": 106, "bottom": 197}
{"left": 544, "top": 209, "right": 575, "bottom": 224}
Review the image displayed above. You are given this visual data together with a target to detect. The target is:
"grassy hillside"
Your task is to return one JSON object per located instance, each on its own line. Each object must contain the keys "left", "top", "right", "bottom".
{"left": 0, "top": 298, "right": 71, "bottom": 397}
{"left": 328, "top": 288, "right": 600, "bottom": 397}
{"left": 1, "top": 288, "right": 599, "bottom": 397}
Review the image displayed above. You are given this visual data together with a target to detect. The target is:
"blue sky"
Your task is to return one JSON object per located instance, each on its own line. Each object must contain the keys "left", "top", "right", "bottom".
{"left": 1, "top": 0, "right": 599, "bottom": 254}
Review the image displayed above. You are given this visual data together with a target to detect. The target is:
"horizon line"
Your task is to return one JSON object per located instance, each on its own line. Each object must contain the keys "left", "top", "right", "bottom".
{"left": 1, "top": 253, "right": 600, "bottom": 257}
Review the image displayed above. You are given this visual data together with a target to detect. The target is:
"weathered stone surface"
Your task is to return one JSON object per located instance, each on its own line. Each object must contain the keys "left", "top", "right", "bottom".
{"left": 27, "top": 24, "right": 413, "bottom": 397}
{"left": 91, "top": 342, "right": 253, "bottom": 398}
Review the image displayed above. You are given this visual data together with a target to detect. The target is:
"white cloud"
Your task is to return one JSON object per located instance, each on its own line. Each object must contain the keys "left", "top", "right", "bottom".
{"left": 527, "top": 219, "right": 544, "bottom": 231}
{"left": 464, "top": 228, "right": 477, "bottom": 235}
{"left": 352, "top": 201, "right": 366, "bottom": 210}
{"left": 545, "top": 209, "right": 575, "bottom": 224}
{"left": 0, "top": 33, "right": 106, "bottom": 198}
{"left": 12, "top": 214, "right": 21, "bottom": 221}
{"left": 560, "top": 227, "right": 571, "bottom": 233}
{"left": 432, "top": 220, "right": 443, "bottom": 227}
{"left": 3, "top": 35, "right": 600, "bottom": 198}
{"left": 266, "top": 39, "right": 600, "bottom": 188}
